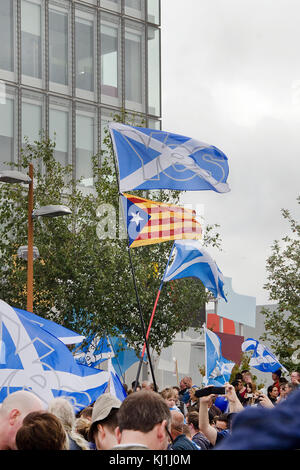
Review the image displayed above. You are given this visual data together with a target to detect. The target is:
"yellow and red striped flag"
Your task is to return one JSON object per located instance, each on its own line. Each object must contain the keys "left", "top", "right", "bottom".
{"left": 121, "top": 193, "right": 202, "bottom": 248}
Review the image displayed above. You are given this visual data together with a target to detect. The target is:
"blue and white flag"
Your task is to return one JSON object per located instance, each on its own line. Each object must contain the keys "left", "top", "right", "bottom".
{"left": 107, "top": 358, "right": 127, "bottom": 402}
{"left": 204, "top": 326, "right": 235, "bottom": 386}
{"left": 163, "top": 240, "right": 227, "bottom": 301}
{"left": 241, "top": 338, "right": 288, "bottom": 373}
{"left": 74, "top": 334, "right": 113, "bottom": 368}
{"left": 0, "top": 300, "right": 109, "bottom": 410}
{"left": 13, "top": 307, "right": 85, "bottom": 345}
{"left": 74, "top": 333, "right": 140, "bottom": 379}
{"left": 109, "top": 122, "right": 230, "bottom": 193}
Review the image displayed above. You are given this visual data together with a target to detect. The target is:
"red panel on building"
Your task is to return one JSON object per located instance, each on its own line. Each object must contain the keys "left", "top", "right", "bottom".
{"left": 222, "top": 318, "right": 235, "bottom": 335}
{"left": 216, "top": 331, "right": 244, "bottom": 364}
{"left": 207, "top": 313, "right": 220, "bottom": 332}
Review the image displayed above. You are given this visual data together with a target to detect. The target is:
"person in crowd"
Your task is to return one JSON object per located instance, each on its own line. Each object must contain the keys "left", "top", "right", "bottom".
{"left": 271, "top": 369, "right": 282, "bottom": 392}
{"left": 141, "top": 380, "right": 153, "bottom": 391}
{"left": 88, "top": 393, "right": 121, "bottom": 450}
{"left": 276, "top": 382, "right": 289, "bottom": 404}
{"left": 169, "top": 410, "right": 200, "bottom": 450}
{"left": 186, "top": 386, "right": 200, "bottom": 413}
{"left": 267, "top": 385, "right": 279, "bottom": 404}
{"left": 242, "top": 370, "right": 254, "bottom": 386}
{"left": 243, "top": 382, "right": 257, "bottom": 407}
{"left": 212, "top": 413, "right": 229, "bottom": 431}
{"left": 75, "top": 416, "right": 94, "bottom": 447}
{"left": 231, "top": 378, "right": 246, "bottom": 404}
{"left": 182, "top": 424, "right": 201, "bottom": 449}
{"left": 178, "top": 376, "right": 193, "bottom": 407}
{"left": 77, "top": 406, "right": 93, "bottom": 421}
{"left": 170, "top": 386, "right": 184, "bottom": 415}
{"left": 131, "top": 380, "right": 141, "bottom": 392}
{"left": 186, "top": 411, "right": 210, "bottom": 450}
{"left": 111, "top": 390, "right": 171, "bottom": 450}
{"left": 48, "top": 397, "right": 90, "bottom": 450}
{"left": 0, "top": 390, "right": 43, "bottom": 450}
{"left": 198, "top": 383, "right": 243, "bottom": 447}
{"left": 290, "top": 370, "right": 300, "bottom": 386}
{"left": 160, "top": 388, "right": 178, "bottom": 411}
{"left": 15, "top": 411, "right": 68, "bottom": 450}
{"left": 215, "top": 387, "right": 300, "bottom": 450}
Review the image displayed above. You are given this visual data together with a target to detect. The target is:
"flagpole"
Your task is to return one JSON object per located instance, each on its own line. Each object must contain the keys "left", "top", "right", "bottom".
{"left": 110, "top": 130, "right": 158, "bottom": 392}
{"left": 134, "top": 242, "right": 175, "bottom": 388}
{"left": 107, "top": 334, "right": 125, "bottom": 383}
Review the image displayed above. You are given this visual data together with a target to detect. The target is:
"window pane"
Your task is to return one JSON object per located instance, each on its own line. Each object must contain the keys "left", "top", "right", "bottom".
{"left": 147, "top": 0, "right": 160, "bottom": 24}
{"left": 0, "top": 0, "right": 14, "bottom": 72}
{"left": 100, "top": 0, "right": 121, "bottom": 13}
{"left": 22, "top": 97, "right": 43, "bottom": 145}
{"left": 147, "top": 27, "right": 160, "bottom": 116}
{"left": 49, "top": 106, "right": 70, "bottom": 167}
{"left": 101, "top": 16, "right": 121, "bottom": 106}
{"left": 21, "top": 0, "right": 42, "bottom": 79}
{"left": 0, "top": 91, "right": 14, "bottom": 169}
{"left": 125, "top": 0, "right": 145, "bottom": 19}
{"left": 76, "top": 113, "right": 95, "bottom": 187}
{"left": 125, "top": 22, "right": 145, "bottom": 112}
{"left": 49, "top": 8, "right": 68, "bottom": 86}
{"left": 75, "top": 13, "right": 95, "bottom": 93}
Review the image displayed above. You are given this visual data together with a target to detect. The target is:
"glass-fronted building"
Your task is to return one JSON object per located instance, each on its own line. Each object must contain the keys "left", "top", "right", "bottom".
{"left": 0, "top": 0, "right": 161, "bottom": 188}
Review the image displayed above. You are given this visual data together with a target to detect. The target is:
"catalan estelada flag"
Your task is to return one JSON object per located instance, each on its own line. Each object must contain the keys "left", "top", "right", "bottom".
{"left": 121, "top": 193, "right": 202, "bottom": 248}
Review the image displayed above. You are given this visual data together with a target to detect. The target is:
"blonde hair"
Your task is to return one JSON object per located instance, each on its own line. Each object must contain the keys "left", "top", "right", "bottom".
{"left": 48, "top": 398, "right": 90, "bottom": 450}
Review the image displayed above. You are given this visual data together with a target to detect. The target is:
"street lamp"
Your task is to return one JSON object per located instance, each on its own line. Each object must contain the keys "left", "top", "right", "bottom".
{"left": 0, "top": 163, "right": 72, "bottom": 312}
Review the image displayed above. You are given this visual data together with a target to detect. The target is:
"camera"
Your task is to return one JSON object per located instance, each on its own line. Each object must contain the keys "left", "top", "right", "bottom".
{"left": 195, "top": 386, "right": 226, "bottom": 398}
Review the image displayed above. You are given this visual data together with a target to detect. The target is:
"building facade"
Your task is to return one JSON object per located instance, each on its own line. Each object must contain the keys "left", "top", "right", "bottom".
{"left": 0, "top": 0, "right": 161, "bottom": 187}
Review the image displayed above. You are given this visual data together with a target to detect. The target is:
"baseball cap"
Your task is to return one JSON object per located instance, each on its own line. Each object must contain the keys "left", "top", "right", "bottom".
{"left": 88, "top": 393, "right": 121, "bottom": 442}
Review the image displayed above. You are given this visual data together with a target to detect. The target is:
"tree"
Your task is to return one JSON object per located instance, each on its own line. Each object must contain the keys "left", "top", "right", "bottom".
{"left": 0, "top": 120, "right": 222, "bottom": 356}
{"left": 260, "top": 196, "right": 300, "bottom": 371}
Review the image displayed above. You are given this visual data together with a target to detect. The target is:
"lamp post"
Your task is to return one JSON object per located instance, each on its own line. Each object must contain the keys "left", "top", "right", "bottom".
{"left": 0, "top": 163, "right": 71, "bottom": 312}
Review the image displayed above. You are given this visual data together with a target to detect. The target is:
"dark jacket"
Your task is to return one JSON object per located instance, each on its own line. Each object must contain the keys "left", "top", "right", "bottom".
{"left": 170, "top": 434, "right": 200, "bottom": 451}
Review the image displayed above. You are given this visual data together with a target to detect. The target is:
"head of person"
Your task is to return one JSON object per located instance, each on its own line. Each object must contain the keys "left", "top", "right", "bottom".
{"left": 290, "top": 371, "right": 300, "bottom": 385}
{"left": 186, "top": 410, "right": 200, "bottom": 434}
{"left": 115, "top": 390, "right": 171, "bottom": 450}
{"left": 161, "top": 388, "right": 177, "bottom": 409}
{"left": 272, "top": 369, "right": 282, "bottom": 382}
{"left": 88, "top": 393, "right": 121, "bottom": 450}
{"left": 0, "top": 390, "right": 44, "bottom": 450}
{"left": 231, "top": 379, "right": 243, "bottom": 392}
{"left": 213, "top": 413, "right": 229, "bottom": 431}
{"left": 131, "top": 380, "right": 141, "bottom": 391}
{"left": 267, "top": 385, "right": 279, "bottom": 400}
{"left": 170, "top": 410, "right": 185, "bottom": 439}
{"left": 141, "top": 380, "right": 152, "bottom": 391}
{"left": 48, "top": 397, "right": 89, "bottom": 450}
{"left": 188, "top": 386, "right": 199, "bottom": 402}
{"left": 243, "top": 371, "right": 253, "bottom": 384}
{"left": 16, "top": 411, "right": 68, "bottom": 450}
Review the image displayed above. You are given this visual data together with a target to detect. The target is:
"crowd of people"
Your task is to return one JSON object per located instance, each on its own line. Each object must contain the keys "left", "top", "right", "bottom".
{"left": 0, "top": 369, "right": 299, "bottom": 451}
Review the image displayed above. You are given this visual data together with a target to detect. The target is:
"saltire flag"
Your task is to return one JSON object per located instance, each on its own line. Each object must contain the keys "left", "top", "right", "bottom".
{"left": 241, "top": 338, "right": 288, "bottom": 373}
{"left": 121, "top": 193, "right": 202, "bottom": 248}
{"left": 107, "top": 357, "right": 127, "bottom": 402}
{"left": 13, "top": 307, "right": 85, "bottom": 345}
{"left": 74, "top": 333, "right": 141, "bottom": 380}
{"left": 0, "top": 299, "right": 109, "bottom": 410}
{"left": 163, "top": 240, "right": 227, "bottom": 301}
{"left": 109, "top": 122, "right": 230, "bottom": 194}
{"left": 74, "top": 334, "right": 113, "bottom": 368}
{"left": 204, "top": 326, "right": 235, "bottom": 386}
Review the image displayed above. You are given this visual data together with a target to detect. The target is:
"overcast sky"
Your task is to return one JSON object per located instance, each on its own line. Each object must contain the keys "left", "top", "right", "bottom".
{"left": 161, "top": 0, "right": 299, "bottom": 306}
